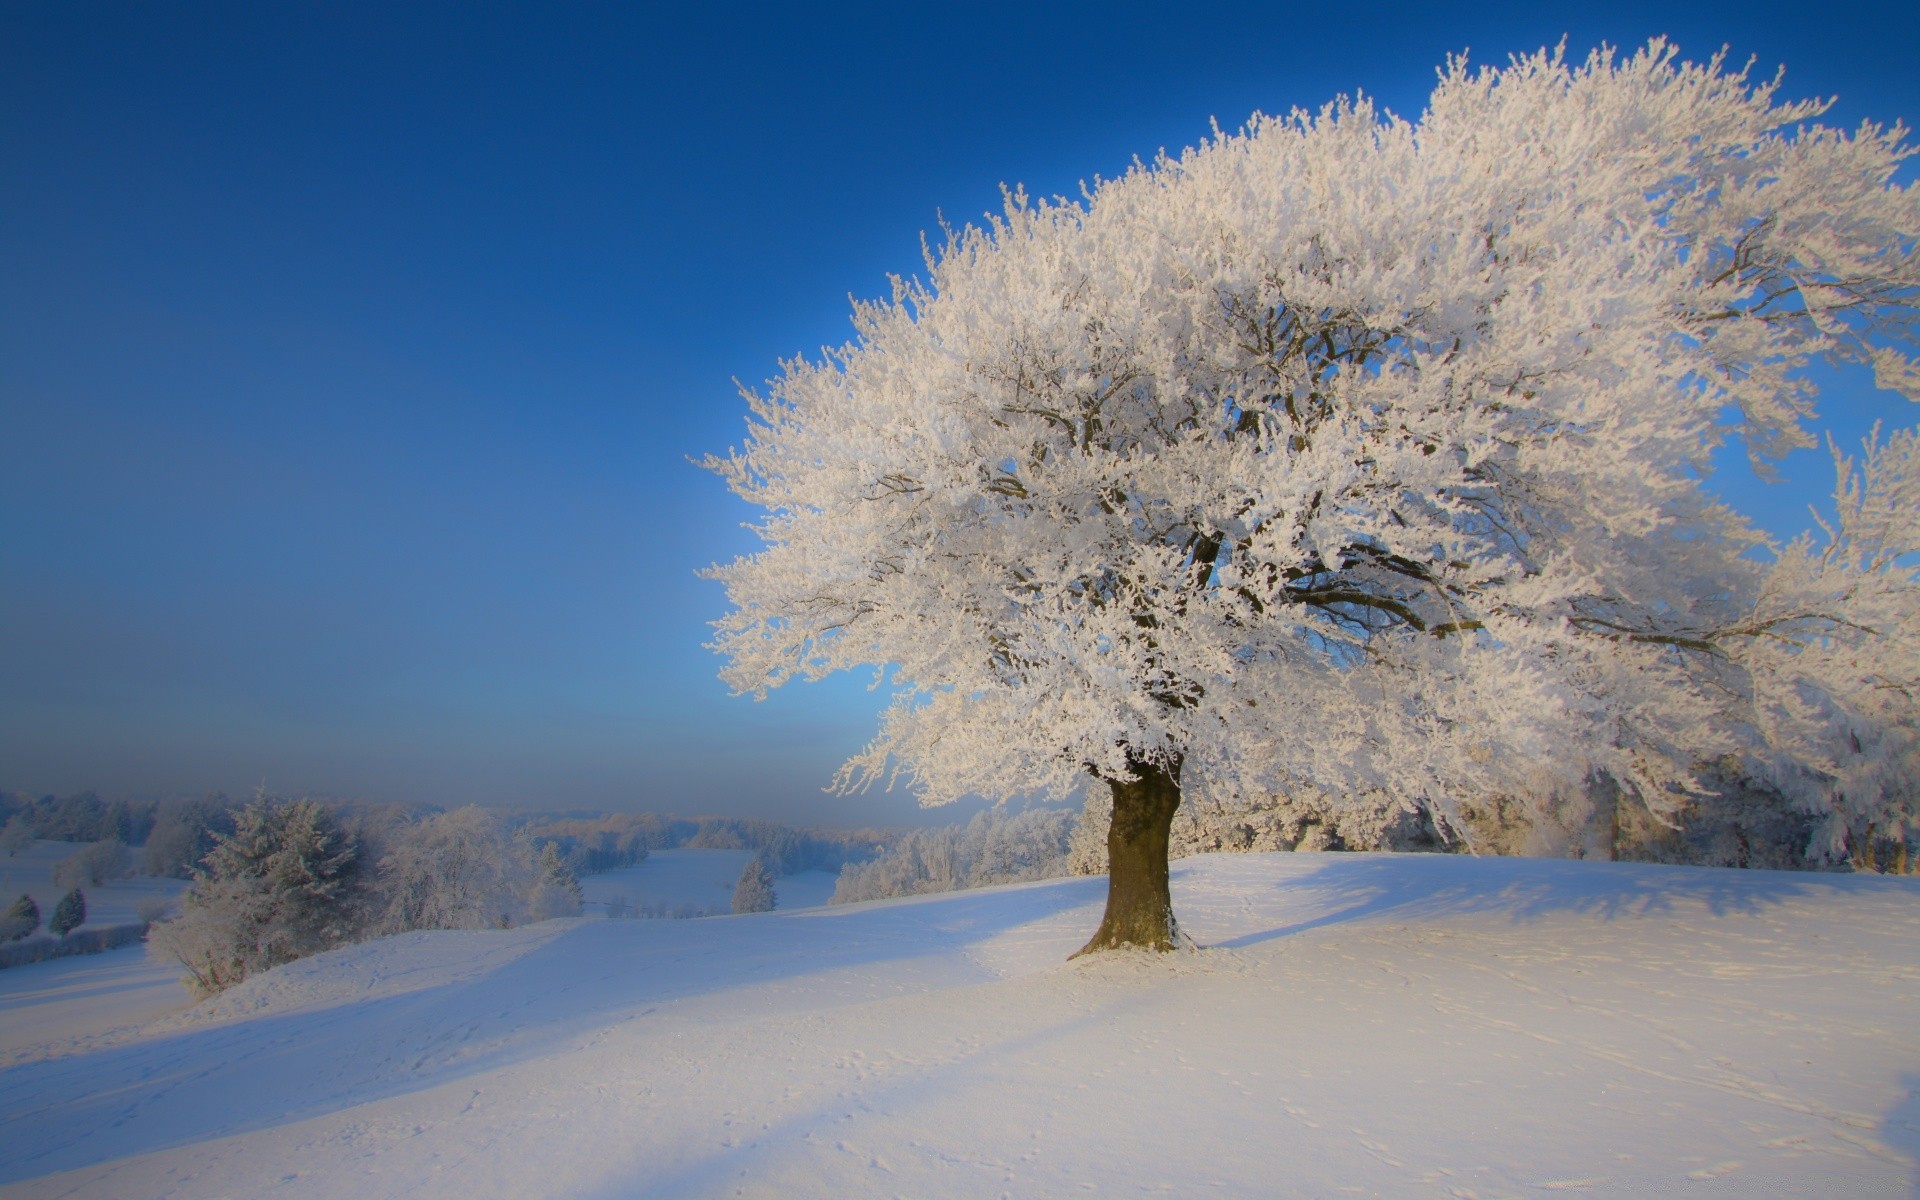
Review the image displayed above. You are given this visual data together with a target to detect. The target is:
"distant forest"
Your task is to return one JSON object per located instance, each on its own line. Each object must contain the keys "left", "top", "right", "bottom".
{"left": 0, "top": 789, "right": 888, "bottom": 881}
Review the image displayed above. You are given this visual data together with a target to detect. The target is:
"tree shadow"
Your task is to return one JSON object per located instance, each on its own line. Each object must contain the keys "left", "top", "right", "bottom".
{"left": 1197, "top": 851, "right": 1911, "bottom": 950}
{"left": 3, "top": 855, "right": 1909, "bottom": 1188}
{"left": 1884, "top": 1074, "right": 1920, "bottom": 1199}
{"left": 0, "top": 879, "right": 1102, "bottom": 1186}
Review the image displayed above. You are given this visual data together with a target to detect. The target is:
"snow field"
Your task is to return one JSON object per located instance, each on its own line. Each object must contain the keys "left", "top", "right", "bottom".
{"left": 0, "top": 853, "right": 1916, "bottom": 1198}
{"left": 0, "top": 841, "right": 188, "bottom": 930}
{"left": 578, "top": 847, "right": 757, "bottom": 917}
{"left": 577, "top": 848, "right": 842, "bottom": 916}
{"left": 0, "top": 944, "right": 190, "bottom": 1067}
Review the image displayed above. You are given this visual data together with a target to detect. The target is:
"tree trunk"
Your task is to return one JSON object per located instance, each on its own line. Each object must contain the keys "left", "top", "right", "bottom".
{"left": 1073, "top": 755, "right": 1182, "bottom": 957}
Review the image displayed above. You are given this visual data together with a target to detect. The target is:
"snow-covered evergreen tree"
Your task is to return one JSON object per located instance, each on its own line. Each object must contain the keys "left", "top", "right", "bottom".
{"left": 148, "top": 795, "right": 362, "bottom": 995}
{"left": 0, "top": 893, "right": 39, "bottom": 941}
{"left": 49, "top": 888, "right": 85, "bottom": 938}
{"left": 526, "top": 841, "right": 585, "bottom": 921}
{"left": 709, "top": 42, "right": 1920, "bottom": 952}
{"left": 732, "top": 855, "right": 776, "bottom": 913}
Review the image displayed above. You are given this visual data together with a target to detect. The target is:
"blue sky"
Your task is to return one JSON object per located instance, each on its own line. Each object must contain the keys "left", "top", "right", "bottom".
{"left": 3, "top": 1, "right": 1916, "bottom": 824}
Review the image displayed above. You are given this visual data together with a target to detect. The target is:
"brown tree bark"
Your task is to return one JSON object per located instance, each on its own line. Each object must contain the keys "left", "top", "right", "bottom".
{"left": 1073, "top": 754, "right": 1183, "bottom": 956}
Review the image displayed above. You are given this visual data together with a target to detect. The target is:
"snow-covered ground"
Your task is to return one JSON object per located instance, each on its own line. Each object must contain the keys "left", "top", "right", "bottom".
{"left": 578, "top": 848, "right": 840, "bottom": 916}
{"left": 774, "top": 868, "right": 838, "bottom": 910}
{"left": 578, "top": 847, "right": 755, "bottom": 916}
{"left": 0, "top": 841, "right": 188, "bottom": 929}
{"left": 2, "top": 853, "right": 1917, "bottom": 1198}
{"left": 0, "top": 944, "right": 190, "bottom": 1066}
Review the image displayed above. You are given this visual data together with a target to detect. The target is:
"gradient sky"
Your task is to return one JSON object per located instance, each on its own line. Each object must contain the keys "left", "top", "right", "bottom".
{"left": 4, "top": 1, "right": 1917, "bottom": 825}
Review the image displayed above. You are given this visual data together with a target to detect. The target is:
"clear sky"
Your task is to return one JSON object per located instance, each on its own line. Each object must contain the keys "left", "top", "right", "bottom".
{"left": 4, "top": 1, "right": 1916, "bottom": 825}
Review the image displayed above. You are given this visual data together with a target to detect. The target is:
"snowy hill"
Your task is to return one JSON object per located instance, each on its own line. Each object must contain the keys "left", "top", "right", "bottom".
{"left": 2, "top": 853, "right": 1917, "bottom": 1198}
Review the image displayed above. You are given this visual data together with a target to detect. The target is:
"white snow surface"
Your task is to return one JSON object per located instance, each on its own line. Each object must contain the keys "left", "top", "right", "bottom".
{"left": 578, "top": 848, "right": 756, "bottom": 916}
{"left": 2, "top": 853, "right": 1917, "bottom": 1198}
{"left": 0, "top": 944, "right": 189, "bottom": 1066}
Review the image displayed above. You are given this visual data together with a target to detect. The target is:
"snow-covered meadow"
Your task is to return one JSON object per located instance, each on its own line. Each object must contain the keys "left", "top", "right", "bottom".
{"left": 2, "top": 852, "right": 1916, "bottom": 1198}
{"left": 578, "top": 848, "right": 838, "bottom": 918}
{"left": 0, "top": 841, "right": 187, "bottom": 930}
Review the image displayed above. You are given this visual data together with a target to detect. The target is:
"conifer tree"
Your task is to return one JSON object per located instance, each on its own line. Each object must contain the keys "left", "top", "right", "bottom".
{"left": 732, "top": 855, "right": 776, "bottom": 914}
{"left": 0, "top": 893, "right": 39, "bottom": 941}
{"left": 148, "top": 795, "right": 361, "bottom": 995}
{"left": 49, "top": 888, "right": 85, "bottom": 938}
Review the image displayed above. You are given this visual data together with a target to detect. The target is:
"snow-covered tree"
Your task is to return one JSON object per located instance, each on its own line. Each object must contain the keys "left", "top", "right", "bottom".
{"left": 526, "top": 841, "right": 585, "bottom": 921}
{"left": 708, "top": 42, "right": 1920, "bottom": 952}
{"left": 141, "top": 795, "right": 236, "bottom": 879}
{"left": 831, "top": 805, "right": 1078, "bottom": 904}
{"left": 49, "top": 888, "right": 85, "bottom": 938}
{"left": 52, "top": 838, "right": 132, "bottom": 888}
{"left": 732, "top": 854, "right": 776, "bottom": 913}
{"left": 0, "top": 893, "right": 39, "bottom": 941}
{"left": 148, "top": 795, "right": 362, "bottom": 995}
{"left": 0, "top": 815, "right": 31, "bottom": 857}
{"left": 374, "top": 806, "right": 535, "bottom": 934}
{"left": 1731, "top": 427, "right": 1920, "bottom": 869}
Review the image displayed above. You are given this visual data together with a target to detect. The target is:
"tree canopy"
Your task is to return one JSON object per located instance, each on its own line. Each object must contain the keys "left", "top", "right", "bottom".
{"left": 708, "top": 42, "right": 1920, "bottom": 947}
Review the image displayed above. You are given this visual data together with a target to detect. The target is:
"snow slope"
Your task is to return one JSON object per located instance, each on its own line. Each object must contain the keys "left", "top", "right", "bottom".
{"left": 2, "top": 853, "right": 1917, "bottom": 1198}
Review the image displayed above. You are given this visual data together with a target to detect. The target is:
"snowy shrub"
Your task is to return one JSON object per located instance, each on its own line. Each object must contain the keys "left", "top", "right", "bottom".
{"left": 832, "top": 807, "right": 1076, "bottom": 903}
{"left": 52, "top": 838, "right": 132, "bottom": 888}
{"left": 148, "top": 795, "right": 364, "bottom": 996}
{"left": 0, "top": 922, "right": 146, "bottom": 968}
{"left": 732, "top": 855, "right": 776, "bottom": 913}
{"left": 49, "top": 888, "right": 86, "bottom": 937}
{"left": 0, "top": 893, "right": 39, "bottom": 941}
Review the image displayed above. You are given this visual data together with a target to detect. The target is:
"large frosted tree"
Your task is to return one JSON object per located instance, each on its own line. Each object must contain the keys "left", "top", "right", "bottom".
{"left": 708, "top": 43, "right": 1920, "bottom": 952}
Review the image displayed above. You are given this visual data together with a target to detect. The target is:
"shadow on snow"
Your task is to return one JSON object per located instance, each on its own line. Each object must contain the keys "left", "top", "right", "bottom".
{"left": 1, "top": 853, "right": 1911, "bottom": 1185}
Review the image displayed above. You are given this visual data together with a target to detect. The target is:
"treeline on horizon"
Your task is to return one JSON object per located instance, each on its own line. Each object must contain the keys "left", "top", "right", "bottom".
{"left": 0, "top": 789, "right": 891, "bottom": 881}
